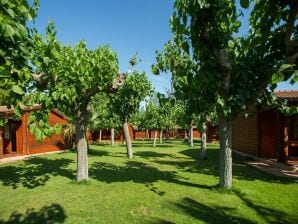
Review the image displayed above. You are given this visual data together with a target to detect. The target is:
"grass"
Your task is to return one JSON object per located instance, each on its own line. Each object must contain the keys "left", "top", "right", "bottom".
{"left": 0, "top": 140, "right": 297, "bottom": 223}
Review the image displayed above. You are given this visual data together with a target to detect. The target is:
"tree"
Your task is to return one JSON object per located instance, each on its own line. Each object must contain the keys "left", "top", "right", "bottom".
{"left": 113, "top": 71, "right": 152, "bottom": 158}
{"left": 130, "top": 110, "right": 146, "bottom": 140}
{"left": 89, "top": 92, "right": 121, "bottom": 145}
{"left": 157, "top": 94, "right": 179, "bottom": 141}
{"left": 153, "top": 40, "right": 216, "bottom": 153}
{"left": 31, "top": 23, "right": 120, "bottom": 181}
{"left": 0, "top": 0, "right": 39, "bottom": 121}
{"left": 143, "top": 101, "right": 160, "bottom": 147}
{"left": 155, "top": 0, "right": 297, "bottom": 188}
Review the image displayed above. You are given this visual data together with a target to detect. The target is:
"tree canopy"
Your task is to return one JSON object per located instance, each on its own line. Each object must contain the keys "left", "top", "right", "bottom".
{"left": 153, "top": 0, "right": 298, "bottom": 188}
{"left": 0, "top": 0, "right": 39, "bottom": 122}
{"left": 31, "top": 22, "right": 119, "bottom": 181}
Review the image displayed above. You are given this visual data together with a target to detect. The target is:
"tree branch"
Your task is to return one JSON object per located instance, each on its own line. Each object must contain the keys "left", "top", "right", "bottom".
{"left": 284, "top": 0, "right": 298, "bottom": 61}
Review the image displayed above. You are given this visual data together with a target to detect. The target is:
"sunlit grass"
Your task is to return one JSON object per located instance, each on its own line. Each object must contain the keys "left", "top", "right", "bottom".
{"left": 0, "top": 140, "right": 297, "bottom": 223}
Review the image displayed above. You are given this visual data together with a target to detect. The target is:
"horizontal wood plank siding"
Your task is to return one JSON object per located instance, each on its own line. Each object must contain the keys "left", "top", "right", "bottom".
{"left": 260, "top": 110, "right": 277, "bottom": 158}
{"left": 232, "top": 111, "right": 259, "bottom": 156}
{"left": 27, "top": 111, "right": 68, "bottom": 155}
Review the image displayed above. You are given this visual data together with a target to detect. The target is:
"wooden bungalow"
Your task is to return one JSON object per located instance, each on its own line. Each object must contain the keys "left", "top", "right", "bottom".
{"left": 0, "top": 106, "right": 69, "bottom": 159}
{"left": 90, "top": 126, "right": 134, "bottom": 143}
{"left": 232, "top": 91, "right": 298, "bottom": 163}
{"left": 176, "top": 128, "right": 201, "bottom": 139}
{"left": 175, "top": 124, "right": 219, "bottom": 142}
{"left": 133, "top": 124, "right": 219, "bottom": 142}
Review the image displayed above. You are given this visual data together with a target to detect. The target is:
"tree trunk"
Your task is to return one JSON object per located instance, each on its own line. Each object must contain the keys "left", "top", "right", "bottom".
{"left": 218, "top": 115, "right": 232, "bottom": 189}
{"left": 200, "top": 122, "right": 207, "bottom": 160}
{"left": 166, "top": 129, "right": 169, "bottom": 140}
{"left": 184, "top": 130, "right": 188, "bottom": 139}
{"left": 153, "top": 130, "right": 158, "bottom": 147}
{"left": 111, "top": 127, "right": 115, "bottom": 146}
{"left": 123, "top": 121, "right": 133, "bottom": 159}
{"left": 75, "top": 113, "right": 88, "bottom": 181}
{"left": 189, "top": 122, "right": 194, "bottom": 148}
{"left": 146, "top": 129, "right": 150, "bottom": 140}
{"left": 159, "top": 129, "right": 163, "bottom": 144}
{"left": 212, "top": 48, "right": 232, "bottom": 189}
{"left": 99, "top": 129, "right": 102, "bottom": 143}
{"left": 142, "top": 128, "right": 144, "bottom": 141}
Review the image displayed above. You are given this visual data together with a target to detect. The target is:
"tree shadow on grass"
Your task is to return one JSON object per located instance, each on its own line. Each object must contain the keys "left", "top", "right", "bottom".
{"left": 0, "top": 157, "right": 74, "bottom": 189}
{"left": 134, "top": 151, "right": 179, "bottom": 159}
{"left": 232, "top": 154, "right": 297, "bottom": 184}
{"left": 132, "top": 140, "right": 181, "bottom": 148}
{"left": 0, "top": 203, "right": 66, "bottom": 224}
{"left": 132, "top": 143, "right": 176, "bottom": 149}
{"left": 174, "top": 197, "right": 255, "bottom": 224}
{"left": 89, "top": 160, "right": 212, "bottom": 193}
{"left": 88, "top": 148, "right": 110, "bottom": 157}
{"left": 233, "top": 189, "right": 298, "bottom": 224}
{"left": 67, "top": 147, "right": 110, "bottom": 157}
{"left": 177, "top": 148, "right": 296, "bottom": 184}
{"left": 152, "top": 148, "right": 219, "bottom": 178}
{"left": 145, "top": 218, "right": 175, "bottom": 224}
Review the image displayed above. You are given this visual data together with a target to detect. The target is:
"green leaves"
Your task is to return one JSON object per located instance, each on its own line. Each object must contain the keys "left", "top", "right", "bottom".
{"left": 272, "top": 64, "right": 296, "bottom": 84}
{"left": 113, "top": 71, "right": 152, "bottom": 122}
{"left": 0, "top": 66, "right": 10, "bottom": 77}
{"left": 12, "top": 85, "right": 24, "bottom": 95}
{"left": 271, "top": 73, "right": 284, "bottom": 84}
{"left": 278, "top": 64, "right": 294, "bottom": 73}
{"left": 31, "top": 22, "right": 119, "bottom": 121}
{"left": 27, "top": 110, "right": 63, "bottom": 142}
{"left": 0, "top": 0, "right": 39, "bottom": 106}
{"left": 291, "top": 70, "right": 298, "bottom": 84}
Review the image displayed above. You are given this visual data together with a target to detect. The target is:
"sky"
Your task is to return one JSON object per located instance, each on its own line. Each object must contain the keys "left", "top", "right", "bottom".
{"left": 32, "top": 0, "right": 297, "bottom": 93}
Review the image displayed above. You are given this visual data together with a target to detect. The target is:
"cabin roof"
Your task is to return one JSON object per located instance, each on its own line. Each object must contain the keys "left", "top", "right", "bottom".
{"left": 274, "top": 90, "right": 298, "bottom": 101}
{"left": 0, "top": 105, "right": 69, "bottom": 121}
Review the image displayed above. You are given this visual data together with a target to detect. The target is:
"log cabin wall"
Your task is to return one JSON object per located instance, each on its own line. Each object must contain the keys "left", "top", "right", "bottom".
{"left": 177, "top": 129, "right": 187, "bottom": 139}
{"left": 0, "top": 127, "right": 3, "bottom": 158}
{"left": 134, "top": 130, "right": 145, "bottom": 139}
{"left": 206, "top": 124, "right": 219, "bottom": 142}
{"left": 288, "top": 114, "right": 298, "bottom": 157}
{"left": 26, "top": 111, "right": 69, "bottom": 155}
{"left": 232, "top": 107, "right": 296, "bottom": 160}
{"left": 15, "top": 120, "right": 23, "bottom": 155}
{"left": 232, "top": 110, "right": 259, "bottom": 156}
{"left": 0, "top": 109, "right": 68, "bottom": 158}
{"left": 149, "top": 130, "right": 176, "bottom": 139}
{"left": 90, "top": 126, "right": 133, "bottom": 142}
{"left": 259, "top": 110, "right": 278, "bottom": 158}
{"left": 193, "top": 129, "right": 201, "bottom": 139}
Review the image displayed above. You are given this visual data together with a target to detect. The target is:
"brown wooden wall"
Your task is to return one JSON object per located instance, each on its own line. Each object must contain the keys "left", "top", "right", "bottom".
{"left": 232, "top": 107, "right": 291, "bottom": 159}
{"left": 207, "top": 124, "right": 219, "bottom": 142}
{"left": 232, "top": 111, "right": 259, "bottom": 156}
{"left": 259, "top": 110, "right": 278, "bottom": 158}
{"left": 3, "top": 120, "right": 23, "bottom": 155}
{"left": 26, "top": 111, "right": 69, "bottom": 155}
{"left": 91, "top": 126, "right": 133, "bottom": 142}
{"left": 0, "top": 110, "right": 69, "bottom": 158}
{"left": 193, "top": 129, "right": 200, "bottom": 138}
{"left": 134, "top": 130, "right": 145, "bottom": 139}
{"left": 149, "top": 130, "right": 175, "bottom": 139}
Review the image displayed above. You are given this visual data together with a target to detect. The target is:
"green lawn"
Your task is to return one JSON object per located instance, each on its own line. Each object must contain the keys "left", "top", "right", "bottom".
{"left": 0, "top": 140, "right": 297, "bottom": 223}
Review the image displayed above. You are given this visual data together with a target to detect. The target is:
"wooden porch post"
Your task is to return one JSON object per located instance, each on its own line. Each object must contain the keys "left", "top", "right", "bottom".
{"left": 276, "top": 112, "right": 283, "bottom": 162}
{"left": 0, "top": 127, "right": 4, "bottom": 159}
{"left": 257, "top": 110, "right": 262, "bottom": 157}
{"left": 283, "top": 116, "right": 290, "bottom": 162}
